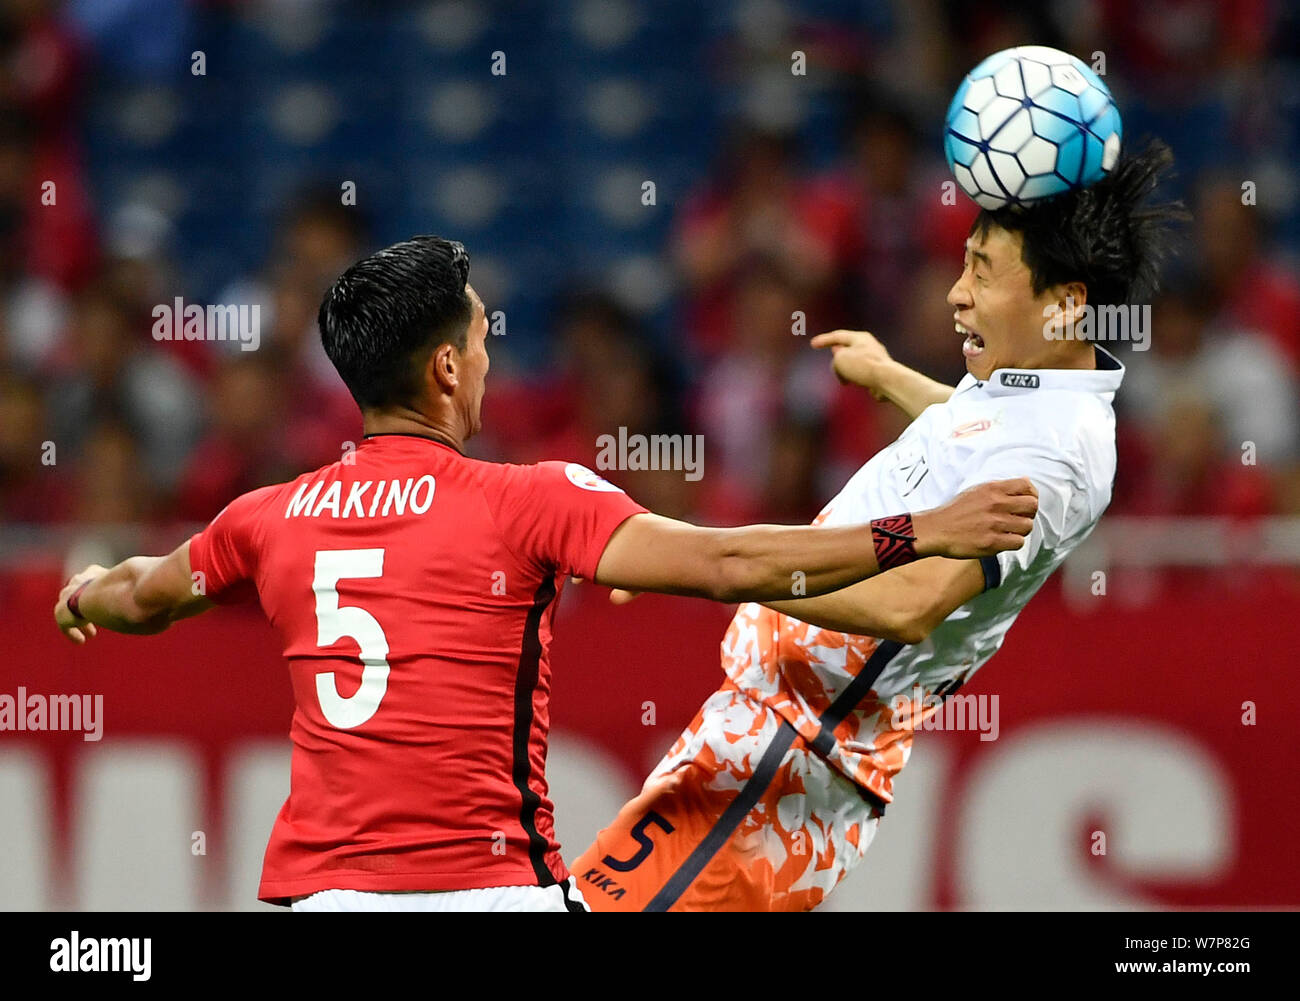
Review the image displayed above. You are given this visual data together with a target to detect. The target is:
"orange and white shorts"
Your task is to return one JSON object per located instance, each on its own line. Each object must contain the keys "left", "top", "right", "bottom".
{"left": 571, "top": 684, "right": 886, "bottom": 912}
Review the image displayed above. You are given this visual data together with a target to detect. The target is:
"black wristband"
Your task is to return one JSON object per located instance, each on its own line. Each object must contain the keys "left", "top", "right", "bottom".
{"left": 870, "top": 514, "right": 918, "bottom": 571}
{"left": 979, "top": 555, "right": 1002, "bottom": 591}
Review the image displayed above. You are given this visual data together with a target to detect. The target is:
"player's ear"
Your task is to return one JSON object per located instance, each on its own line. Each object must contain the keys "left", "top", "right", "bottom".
{"left": 429, "top": 341, "right": 459, "bottom": 394}
{"left": 1056, "top": 281, "right": 1088, "bottom": 324}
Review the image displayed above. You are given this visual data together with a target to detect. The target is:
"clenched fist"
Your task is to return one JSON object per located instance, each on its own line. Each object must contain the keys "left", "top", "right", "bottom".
{"left": 913, "top": 479, "right": 1039, "bottom": 559}
{"left": 54, "top": 564, "right": 106, "bottom": 644}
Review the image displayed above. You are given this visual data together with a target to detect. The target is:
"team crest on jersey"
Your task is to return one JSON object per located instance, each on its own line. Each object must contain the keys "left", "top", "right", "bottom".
{"left": 951, "top": 419, "right": 993, "bottom": 439}
{"left": 565, "top": 463, "right": 623, "bottom": 492}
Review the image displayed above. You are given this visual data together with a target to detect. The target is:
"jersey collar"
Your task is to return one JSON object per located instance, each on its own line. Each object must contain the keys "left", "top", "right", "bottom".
{"left": 360, "top": 432, "right": 465, "bottom": 455}
{"left": 954, "top": 345, "right": 1125, "bottom": 400}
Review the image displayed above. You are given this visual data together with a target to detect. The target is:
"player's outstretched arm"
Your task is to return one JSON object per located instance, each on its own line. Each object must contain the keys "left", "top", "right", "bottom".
{"left": 811, "top": 329, "right": 955, "bottom": 420}
{"left": 54, "top": 540, "right": 215, "bottom": 643}
{"left": 763, "top": 557, "right": 987, "bottom": 645}
{"left": 593, "top": 478, "right": 1036, "bottom": 604}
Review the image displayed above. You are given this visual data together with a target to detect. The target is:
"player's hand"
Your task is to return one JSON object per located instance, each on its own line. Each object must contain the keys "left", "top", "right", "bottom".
{"left": 54, "top": 565, "right": 106, "bottom": 645}
{"left": 912, "top": 479, "right": 1038, "bottom": 559}
{"left": 609, "top": 589, "right": 641, "bottom": 605}
{"left": 810, "top": 329, "right": 894, "bottom": 400}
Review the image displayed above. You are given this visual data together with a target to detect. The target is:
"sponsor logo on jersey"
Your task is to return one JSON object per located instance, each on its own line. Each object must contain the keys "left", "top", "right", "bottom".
{"left": 564, "top": 463, "right": 623, "bottom": 492}
{"left": 1000, "top": 372, "right": 1040, "bottom": 389}
{"left": 579, "top": 867, "right": 627, "bottom": 900}
{"left": 951, "top": 418, "right": 993, "bottom": 439}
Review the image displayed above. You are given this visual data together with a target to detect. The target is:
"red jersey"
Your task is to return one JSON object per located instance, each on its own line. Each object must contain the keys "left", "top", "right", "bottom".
{"left": 187, "top": 433, "right": 647, "bottom": 904}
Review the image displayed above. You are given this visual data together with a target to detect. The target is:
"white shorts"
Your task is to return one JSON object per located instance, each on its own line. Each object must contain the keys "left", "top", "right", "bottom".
{"left": 290, "top": 877, "right": 590, "bottom": 913}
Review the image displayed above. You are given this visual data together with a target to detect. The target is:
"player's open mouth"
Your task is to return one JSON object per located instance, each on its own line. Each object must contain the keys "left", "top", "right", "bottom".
{"left": 956, "top": 321, "right": 984, "bottom": 358}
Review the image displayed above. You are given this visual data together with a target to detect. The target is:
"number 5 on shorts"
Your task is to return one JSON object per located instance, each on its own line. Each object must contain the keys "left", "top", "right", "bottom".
{"left": 602, "top": 811, "right": 675, "bottom": 872}
{"left": 312, "top": 548, "right": 391, "bottom": 729}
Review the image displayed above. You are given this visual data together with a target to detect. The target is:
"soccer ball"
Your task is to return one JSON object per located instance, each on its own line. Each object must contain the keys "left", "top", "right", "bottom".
{"left": 943, "top": 45, "right": 1122, "bottom": 210}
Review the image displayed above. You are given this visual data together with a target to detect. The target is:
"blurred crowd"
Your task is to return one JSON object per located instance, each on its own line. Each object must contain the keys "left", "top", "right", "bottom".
{"left": 2, "top": 0, "right": 1299, "bottom": 554}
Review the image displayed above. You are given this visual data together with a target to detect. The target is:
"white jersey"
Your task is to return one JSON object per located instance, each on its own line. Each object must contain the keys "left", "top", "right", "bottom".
{"left": 721, "top": 347, "right": 1124, "bottom": 803}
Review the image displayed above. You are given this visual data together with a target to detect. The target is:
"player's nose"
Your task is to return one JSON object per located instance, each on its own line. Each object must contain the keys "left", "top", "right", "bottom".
{"left": 947, "top": 276, "right": 971, "bottom": 309}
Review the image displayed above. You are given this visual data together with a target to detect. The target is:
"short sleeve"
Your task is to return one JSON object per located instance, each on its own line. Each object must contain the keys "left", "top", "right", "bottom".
{"left": 187, "top": 485, "right": 276, "bottom": 604}
{"left": 957, "top": 446, "right": 1084, "bottom": 589}
{"left": 492, "top": 462, "right": 649, "bottom": 578}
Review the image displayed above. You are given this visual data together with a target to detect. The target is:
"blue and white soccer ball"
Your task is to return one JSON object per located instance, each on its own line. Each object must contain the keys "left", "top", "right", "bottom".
{"left": 943, "top": 45, "right": 1123, "bottom": 210}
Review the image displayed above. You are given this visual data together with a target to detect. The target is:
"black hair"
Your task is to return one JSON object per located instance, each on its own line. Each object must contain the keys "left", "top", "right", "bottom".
{"left": 318, "top": 235, "right": 473, "bottom": 410}
{"left": 970, "top": 139, "right": 1188, "bottom": 309}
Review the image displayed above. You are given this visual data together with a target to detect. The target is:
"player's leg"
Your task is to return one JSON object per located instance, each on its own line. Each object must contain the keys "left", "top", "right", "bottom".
{"left": 571, "top": 687, "right": 765, "bottom": 911}
{"left": 639, "top": 726, "right": 883, "bottom": 912}
{"left": 572, "top": 763, "right": 745, "bottom": 911}
{"left": 572, "top": 685, "right": 884, "bottom": 911}
{"left": 746, "top": 740, "right": 885, "bottom": 911}
{"left": 573, "top": 685, "right": 791, "bottom": 911}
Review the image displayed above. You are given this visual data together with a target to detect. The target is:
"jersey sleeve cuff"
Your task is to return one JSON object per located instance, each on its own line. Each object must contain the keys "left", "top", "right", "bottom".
{"left": 580, "top": 505, "right": 647, "bottom": 580}
{"left": 187, "top": 530, "right": 250, "bottom": 605}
